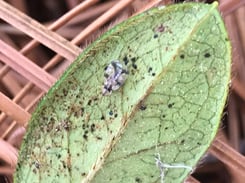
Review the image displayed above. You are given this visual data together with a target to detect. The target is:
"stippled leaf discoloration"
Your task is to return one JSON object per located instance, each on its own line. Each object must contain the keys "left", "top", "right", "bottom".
{"left": 15, "top": 2, "right": 231, "bottom": 183}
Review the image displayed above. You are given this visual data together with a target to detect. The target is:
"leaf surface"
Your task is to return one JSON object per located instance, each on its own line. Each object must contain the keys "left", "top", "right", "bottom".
{"left": 15, "top": 2, "right": 231, "bottom": 183}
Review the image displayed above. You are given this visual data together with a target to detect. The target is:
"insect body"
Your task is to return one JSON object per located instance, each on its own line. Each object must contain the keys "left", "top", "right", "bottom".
{"left": 102, "top": 60, "right": 128, "bottom": 95}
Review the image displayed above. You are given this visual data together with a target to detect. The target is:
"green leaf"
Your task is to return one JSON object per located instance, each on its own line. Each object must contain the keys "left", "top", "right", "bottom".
{"left": 15, "top": 2, "right": 231, "bottom": 183}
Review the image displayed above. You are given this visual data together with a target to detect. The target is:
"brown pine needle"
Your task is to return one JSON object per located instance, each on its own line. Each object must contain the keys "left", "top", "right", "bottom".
{"left": 185, "top": 176, "right": 200, "bottom": 183}
{"left": 0, "top": 40, "right": 56, "bottom": 92}
{"left": 209, "top": 138, "right": 245, "bottom": 178}
{"left": 0, "top": 0, "right": 81, "bottom": 61}
{"left": 0, "top": 139, "right": 18, "bottom": 167}
{"left": 0, "top": 92, "right": 30, "bottom": 125}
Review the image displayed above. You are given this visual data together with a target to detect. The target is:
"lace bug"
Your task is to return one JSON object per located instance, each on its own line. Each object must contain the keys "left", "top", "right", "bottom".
{"left": 102, "top": 60, "right": 128, "bottom": 95}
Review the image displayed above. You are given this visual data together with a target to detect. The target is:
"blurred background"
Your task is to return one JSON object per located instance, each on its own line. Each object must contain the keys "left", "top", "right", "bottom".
{"left": 0, "top": 0, "right": 245, "bottom": 182}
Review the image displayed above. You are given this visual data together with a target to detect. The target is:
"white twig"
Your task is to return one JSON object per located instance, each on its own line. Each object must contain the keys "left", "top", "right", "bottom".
{"left": 155, "top": 153, "right": 193, "bottom": 183}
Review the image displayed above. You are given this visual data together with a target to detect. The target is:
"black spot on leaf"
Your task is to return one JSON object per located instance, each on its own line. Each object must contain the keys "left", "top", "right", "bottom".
{"left": 180, "top": 54, "right": 185, "bottom": 59}
{"left": 153, "top": 34, "right": 158, "bottom": 38}
{"left": 83, "top": 134, "right": 88, "bottom": 140}
{"left": 132, "top": 64, "right": 137, "bottom": 69}
{"left": 148, "top": 67, "right": 152, "bottom": 73}
{"left": 168, "top": 103, "right": 174, "bottom": 108}
{"left": 57, "top": 154, "right": 61, "bottom": 159}
{"left": 140, "top": 105, "right": 147, "bottom": 110}
{"left": 204, "top": 53, "right": 211, "bottom": 58}
{"left": 91, "top": 123, "right": 95, "bottom": 128}
{"left": 87, "top": 100, "right": 92, "bottom": 105}
{"left": 135, "top": 177, "right": 142, "bottom": 183}
{"left": 96, "top": 136, "right": 102, "bottom": 140}
{"left": 131, "top": 57, "right": 136, "bottom": 62}
{"left": 123, "top": 56, "right": 129, "bottom": 65}
{"left": 33, "top": 169, "right": 37, "bottom": 174}
{"left": 81, "top": 172, "right": 86, "bottom": 176}
{"left": 91, "top": 124, "right": 96, "bottom": 132}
